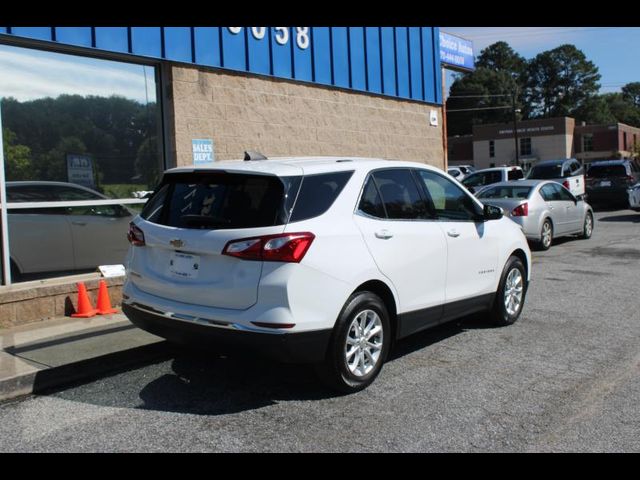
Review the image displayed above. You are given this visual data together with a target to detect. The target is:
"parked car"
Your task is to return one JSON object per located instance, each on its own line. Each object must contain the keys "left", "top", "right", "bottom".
{"left": 585, "top": 159, "right": 640, "bottom": 208}
{"left": 122, "top": 156, "right": 532, "bottom": 393}
{"left": 527, "top": 159, "right": 585, "bottom": 198}
{"left": 461, "top": 166, "right": 524, "bottom": 194}
{"left": 477, "top": 180, "right": 594, "bottom": 250}
{"left": 7, "top": 181, "right": 134, "bottom": 277}
{"left": 447, "top": 167, "right": 467, "bottom": 181}
{"left": 629, "top": 182, "right": 640, "bottom": 212}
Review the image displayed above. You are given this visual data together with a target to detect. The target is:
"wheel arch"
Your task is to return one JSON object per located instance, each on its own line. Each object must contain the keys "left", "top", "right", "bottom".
{"left": 352, "top": 279, "right": 398, "bottom": 343}
{"left": 509, "top": 248, "right": 529, "bottom": 281}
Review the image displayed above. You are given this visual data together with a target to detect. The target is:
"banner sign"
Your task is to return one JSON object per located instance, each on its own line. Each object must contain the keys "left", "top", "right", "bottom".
{"left": 439, "top": 31, "right": 475, "bottom": 71}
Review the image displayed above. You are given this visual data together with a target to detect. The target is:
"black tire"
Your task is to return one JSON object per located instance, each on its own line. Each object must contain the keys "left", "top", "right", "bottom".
{"left": 581, "top": 211, "right": 594, "bottom": 239}
{"left": 538, "top": 218, "right": 553, "bottom": 251}
{"left": 490, "top": 256, "right": 528, "bottom": 327}
{"left": 316, "top": 291, "right": 391, "bottom": 394}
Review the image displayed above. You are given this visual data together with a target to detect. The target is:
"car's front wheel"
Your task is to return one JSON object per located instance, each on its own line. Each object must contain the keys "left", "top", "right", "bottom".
{"left": 490, "top": 256, "right": 528, "bottom": 326}
{"left": 316, "top": 291, "right": 390, "bottom": 394}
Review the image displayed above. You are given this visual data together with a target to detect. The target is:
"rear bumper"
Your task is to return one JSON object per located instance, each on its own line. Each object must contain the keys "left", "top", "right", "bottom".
{"left": 122, "top": 303, "right": 332, "bottom": 364}
{"left": 586, "top": 188, "right": 629, "bottom": 205}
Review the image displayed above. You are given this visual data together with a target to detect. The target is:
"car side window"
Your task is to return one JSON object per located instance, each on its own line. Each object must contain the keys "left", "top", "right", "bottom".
{"left": 508, "top": 169, "right": 524, "bottom": 181}
{"left": 371, "top": 169, "right": 430, "bottom": 220}
{"left": 539, "top": 184, "right": 559, "bottom": 202}
{"left": 358, "top": 176, "right": 386, "bottom": 219}
{"left": 417, "top": 170, "right": 479, "bottom": 221}
{"left": 553, "top": 183, "right": 575, "bottom": 201}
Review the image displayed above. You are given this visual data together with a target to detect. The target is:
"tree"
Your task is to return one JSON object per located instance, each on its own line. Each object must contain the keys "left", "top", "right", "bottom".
{"left": 524, "top": 44, "right": 601, "bottom": 119}
{"left": 622, "top": 82, "right": 640, "bottom": 108}
{"left": 446, "top": 42, "right": 527, "bottom": 136}
{"left": 2, "top": 128, "right": 33, "bottom": 181}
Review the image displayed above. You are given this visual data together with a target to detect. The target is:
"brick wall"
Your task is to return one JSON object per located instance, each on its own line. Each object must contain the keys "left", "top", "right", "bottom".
{"left": 166, "top": 65, "right": 445, "bottom": 169}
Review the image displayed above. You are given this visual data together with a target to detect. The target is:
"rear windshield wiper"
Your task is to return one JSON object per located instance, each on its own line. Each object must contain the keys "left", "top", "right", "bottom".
{"left": 180, "top": 214, "right": 232, "bottom": 227}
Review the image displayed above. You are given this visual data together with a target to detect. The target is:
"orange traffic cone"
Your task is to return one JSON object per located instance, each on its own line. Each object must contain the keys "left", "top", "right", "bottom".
{"left": 96, "top": 280, "right": 118, "bottom": 315}
{"left": 71, "top": 282, "right": 98, "bottom": 318}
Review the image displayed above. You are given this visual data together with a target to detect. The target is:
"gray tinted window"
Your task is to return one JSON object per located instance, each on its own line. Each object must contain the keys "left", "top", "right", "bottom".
{"left": 289, "top": 171, "right": 353, "bottom": 222}
{"left": 358, "top": 177, "right": 386, "bottom": 218}
{"left": 373, "top": 169, "right": 429, "bottom": 220}
{"left": 418, "top": 170, "right": 479, "bottom": 221}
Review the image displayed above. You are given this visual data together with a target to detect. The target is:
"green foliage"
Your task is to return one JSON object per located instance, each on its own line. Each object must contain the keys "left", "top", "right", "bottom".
{"left": 1, "top": 95, "right": 160, "bottom": 190}
{"left": 2, "top": 128, "right": 33, "bottom": 181}
{"left": 447, "top": 41, "right": 640, "bottom": 134}
{"left": 524, "top": 44, "right": 601, "bottom": 118}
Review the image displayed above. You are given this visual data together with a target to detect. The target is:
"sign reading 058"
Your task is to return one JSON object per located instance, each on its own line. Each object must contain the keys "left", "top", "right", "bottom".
{"left": 227, "top": 27, "right": 310, "bottom": 50}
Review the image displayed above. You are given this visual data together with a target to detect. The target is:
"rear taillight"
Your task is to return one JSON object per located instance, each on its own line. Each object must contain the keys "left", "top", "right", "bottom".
{"left": 562, "top": 180, "right": 570, "bottom": 189}
{"left": 222, "top": 232, "right": 315, "bottom": 263}
{"left": 511, "top": 203, "right": 529, "bottom": 217}
{"left": 127, "top": 223, "right": 145, "bottom": 246}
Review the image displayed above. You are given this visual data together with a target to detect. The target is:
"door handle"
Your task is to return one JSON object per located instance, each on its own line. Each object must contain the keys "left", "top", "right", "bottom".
{"left": 374, "top": 229, "right": 393, "bottom": 239}
{"left": 447, "top": 230, "right": 460, "bottom": 238}
{"left": 71, "top": 221, "right": 87, "bottom": 226}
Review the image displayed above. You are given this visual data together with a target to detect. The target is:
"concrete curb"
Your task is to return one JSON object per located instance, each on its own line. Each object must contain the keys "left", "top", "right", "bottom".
{"left": 0, "top": 325, "right": 172, "bottom": 403}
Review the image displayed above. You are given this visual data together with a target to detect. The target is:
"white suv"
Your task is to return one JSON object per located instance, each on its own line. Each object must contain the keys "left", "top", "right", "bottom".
{"left": 123, "top": 157, "right": 531, "bottom": 392}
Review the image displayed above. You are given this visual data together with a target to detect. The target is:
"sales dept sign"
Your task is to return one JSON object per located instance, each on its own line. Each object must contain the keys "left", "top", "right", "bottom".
{"left": 192, "top": 139, "right": 215, "bottom": 167}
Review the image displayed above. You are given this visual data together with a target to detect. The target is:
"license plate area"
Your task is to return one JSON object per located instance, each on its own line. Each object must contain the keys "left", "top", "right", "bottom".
{"left": 169, "top": 252, "right": 200, "bottom": 279}
{"left": 600, "top": 180, "right": 611, "bottom": 187}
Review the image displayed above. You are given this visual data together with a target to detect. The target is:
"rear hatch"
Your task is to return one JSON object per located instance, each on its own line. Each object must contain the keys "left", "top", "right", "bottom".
{"left": 127, "top": 167, "right": 302, "bottom": 310}
{"left": 587, "top": 164, "right": 631, "bottom": 191}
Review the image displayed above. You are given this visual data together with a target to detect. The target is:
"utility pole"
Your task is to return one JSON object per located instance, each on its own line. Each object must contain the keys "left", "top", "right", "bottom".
{"left": 512, "top": 91, "right": 520, "bottom": 167}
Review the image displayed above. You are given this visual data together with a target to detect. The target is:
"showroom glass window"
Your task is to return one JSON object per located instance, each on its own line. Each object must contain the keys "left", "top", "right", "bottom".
{"left": 0, "top": 43, "right": 163, "bottom": 282}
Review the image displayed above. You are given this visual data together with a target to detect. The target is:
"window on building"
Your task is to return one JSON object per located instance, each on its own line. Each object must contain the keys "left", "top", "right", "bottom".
{"left": 489, "top": 140, "right": 495, "bottom": 158}
{"left": 583, "top": 134, "right": 593, "bottom": 152}
{"left": 623, "top": 132, "right": 628, "bottom": 150}
{"left": 520, "top": 137, "right": 532, "bottom": 156}
{"left": 0, "top": 43, "right": 163, "bottom": 284}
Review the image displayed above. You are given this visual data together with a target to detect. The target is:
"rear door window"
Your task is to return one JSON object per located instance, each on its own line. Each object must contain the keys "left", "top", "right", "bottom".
{"left": 588, "top": 165, "right": 628, "bottom": 178}
{"left": 372, "top": 169, "right": 430, "bottom": 220}
{"left": 358, "top": 176, "right": 386, "bottom": 219}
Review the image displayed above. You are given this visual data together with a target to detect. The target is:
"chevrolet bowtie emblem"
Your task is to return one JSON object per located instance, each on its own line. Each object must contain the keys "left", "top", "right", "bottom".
{"left": 169, "top": 239, "right": 184, "bottom": 248}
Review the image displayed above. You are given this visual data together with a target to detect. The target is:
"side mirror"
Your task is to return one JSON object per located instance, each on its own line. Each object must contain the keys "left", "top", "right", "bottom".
{"left": 483, "top": 204, "right": 504, "bottom": 221}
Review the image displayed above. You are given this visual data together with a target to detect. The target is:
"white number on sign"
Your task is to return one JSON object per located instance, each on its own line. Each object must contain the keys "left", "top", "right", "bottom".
{"left": 226, "top": 27, "right": 309, "bottom": 50}
{"left": 296, "top": 27, "right": 310, "bottom": 49}
{"left": 251, "top": 27, "right": 266, "bottom": 40}
{"left": 274, "top": 27, "right": 289, "bottom": 46}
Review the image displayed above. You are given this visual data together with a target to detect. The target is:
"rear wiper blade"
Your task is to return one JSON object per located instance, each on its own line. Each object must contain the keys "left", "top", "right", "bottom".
{"left": 180, "top": 214, "right": 231, "bottom": 227}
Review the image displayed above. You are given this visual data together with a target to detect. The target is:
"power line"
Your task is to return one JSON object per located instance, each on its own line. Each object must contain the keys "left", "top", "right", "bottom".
{"left": 447, "top": 106, "right": 513, "bottom": 113}
{"left": 447, "top": 94, "right": 512, "bottom": 98}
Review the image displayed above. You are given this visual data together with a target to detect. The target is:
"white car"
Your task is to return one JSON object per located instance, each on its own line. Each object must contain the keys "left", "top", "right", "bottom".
{"left": 123, "top": 157, "right": 531, "bottom": 392}
{"left": 527, "top": 159, "right": 585, "bottom": 198}
{"left": 7, "top": 181, "right": 134, "bottom": 278}
{"left": 461, "top": 166, "right": 525, "bottom": 194}
{"left": 630, "top": 183, "right": 640, "bottom": 212}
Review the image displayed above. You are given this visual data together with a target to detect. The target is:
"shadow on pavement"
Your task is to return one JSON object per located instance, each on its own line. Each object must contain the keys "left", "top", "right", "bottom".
{"left": 598, "top": 213, "right": 640, "bottom": 223}
{"left": 40, "top": 313, "right": 498, "bottom": 415}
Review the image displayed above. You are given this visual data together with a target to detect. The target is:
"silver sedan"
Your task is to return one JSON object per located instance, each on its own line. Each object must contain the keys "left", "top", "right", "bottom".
{"left": 476, "top": 180, "right": 594, "bottom": 250}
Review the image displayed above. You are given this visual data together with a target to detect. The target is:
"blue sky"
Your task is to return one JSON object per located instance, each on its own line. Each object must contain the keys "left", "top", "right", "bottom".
{"left": 441, "top": 27, "right": 640, "bottom": 98}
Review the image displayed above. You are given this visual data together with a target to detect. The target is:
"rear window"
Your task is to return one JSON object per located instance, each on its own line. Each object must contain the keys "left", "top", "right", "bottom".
{"left": 508, "top": 169, "right": 524, "bottom": 180}
{"left": 141, "top": 172, "right": 297, "bottom": 229}
{"left": 477, "top": 185, "right": 532, "bottom": 200}
{"left": 588, "top": 165, "right": 628, "bottom": 178}
{"left": 528, "top": 164, "right": 563, "bottom": 179}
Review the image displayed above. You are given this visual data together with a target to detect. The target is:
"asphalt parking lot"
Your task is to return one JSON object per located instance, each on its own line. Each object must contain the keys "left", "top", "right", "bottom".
{"left": 1, "top": 208, "right": 639, "bottom": 452}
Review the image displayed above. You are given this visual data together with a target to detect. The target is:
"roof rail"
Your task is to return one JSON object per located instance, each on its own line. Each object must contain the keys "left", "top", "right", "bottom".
{"left": 244, "top": 150, "right": 268, "bottom": 161}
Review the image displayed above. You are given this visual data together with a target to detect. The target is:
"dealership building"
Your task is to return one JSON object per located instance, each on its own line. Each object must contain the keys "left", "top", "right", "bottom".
{"left": 0, "top": 27, "right": 466, "bottom": 326}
